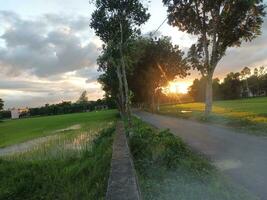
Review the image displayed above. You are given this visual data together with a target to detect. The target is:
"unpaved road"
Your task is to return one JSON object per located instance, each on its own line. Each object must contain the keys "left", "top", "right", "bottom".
{"left": 134, "top": 111, "right": 267, "bottom": 200}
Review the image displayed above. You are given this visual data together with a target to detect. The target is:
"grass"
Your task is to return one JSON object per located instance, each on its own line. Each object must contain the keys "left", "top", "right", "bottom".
{"left": 0, "top": 109, "right": 118, "bottom": 148}
{"left": 0, "top": 110, "right": 118, "bottom": 199}
{"left": 126, "top": 118, "right": 258, "bottom": 200}
{"left": 159, "top": 97, "right": 267, "bottom": 135}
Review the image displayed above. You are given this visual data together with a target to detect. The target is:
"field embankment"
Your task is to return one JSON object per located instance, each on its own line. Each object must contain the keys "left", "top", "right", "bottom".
{"left": 159, "top": 97, "right": 267, "bottom": 135}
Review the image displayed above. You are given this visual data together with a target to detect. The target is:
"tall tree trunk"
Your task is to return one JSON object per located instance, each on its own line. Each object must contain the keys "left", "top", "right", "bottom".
{"left": 157, "top": 93, "right": 160, "bottom": 112}
{"left": 245, "top": 79, "right": 250, "bottom": 97}
{"left": 121, "top": 62, "right": 131, "bottom": 118}
{"left": 151, "top": 91, "right": 155, "bottom": 112}
{"left": 116, "top": 64, "right": 125, "bottom": 117}
{"left": 205, "top": 74, "right": 213, "bottom": 117}
{"left": 119, "top": 22, "right": 131, "bottom": 124}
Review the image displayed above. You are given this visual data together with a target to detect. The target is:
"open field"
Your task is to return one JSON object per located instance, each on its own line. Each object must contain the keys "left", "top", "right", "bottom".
{"left": 127, "top": 118, "right": 257, "bottom": 200}
{"left": 0, "top": 110, "right": 118, "bottom": 199}
{"left": 159, "top": 97, "right": 267, "bottom": 135}
{"left": 0, "top": 110, "right": 118, "bottom": 148}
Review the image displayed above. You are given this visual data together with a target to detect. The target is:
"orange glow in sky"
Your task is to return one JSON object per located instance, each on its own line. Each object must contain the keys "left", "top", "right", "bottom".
{"left": 166, "top": 81, "right": 190, "bottom": 94}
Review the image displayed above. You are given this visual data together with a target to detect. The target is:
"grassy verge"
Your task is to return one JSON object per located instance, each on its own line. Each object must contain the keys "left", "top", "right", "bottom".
{"left": 0, "top": 126, "right": 115, "bottom": 200}
{"left": 0, "top": 110, "right": 118, "bottom": 147}
{"left": 126, "top": 118, "right": 257, "bottom": 200}
{"left": 159, "top": 97, "right": 267, "bottom": 135}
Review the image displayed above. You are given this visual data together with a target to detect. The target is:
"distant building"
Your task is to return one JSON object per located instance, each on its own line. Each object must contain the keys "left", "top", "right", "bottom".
{"left": 10, "top": 108, "right": 29, "bottom": 119}
{"left": 11, "top": 108, "right": 19, "bottom": 119}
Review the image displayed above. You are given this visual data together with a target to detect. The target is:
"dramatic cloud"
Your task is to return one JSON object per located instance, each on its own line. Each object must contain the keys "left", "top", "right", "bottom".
{"left": 0, "top": 11, "right": 104, "bottom": 108}
{"left": 0, "top": 11, "right": 99, "bottom": 77}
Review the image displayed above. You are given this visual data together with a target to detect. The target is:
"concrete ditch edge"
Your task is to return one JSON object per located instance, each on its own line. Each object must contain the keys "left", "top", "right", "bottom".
{"left": 106, "top": 121, "right": 141, "bottom": 200}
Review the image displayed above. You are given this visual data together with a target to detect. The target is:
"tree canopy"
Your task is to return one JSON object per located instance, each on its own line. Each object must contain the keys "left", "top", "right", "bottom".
{"left": 90, "top": 0, "right": 150, "bottom": 43}
{"left": 128, "top": 36, "right": 189, "bottom": 109}
{"left": 77, "top": 91, "right": 88, "bottom": 103}
{"left": 0, "top": 99, "right": 4, "bottom": 111}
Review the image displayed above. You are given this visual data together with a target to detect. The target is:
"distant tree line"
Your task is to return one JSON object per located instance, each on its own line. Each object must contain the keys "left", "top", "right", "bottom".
{"left": 0, "top": 91, "right": 116, "bottom": 120}
{"left": 28, "top": 98, "right": 115, "bottom": 117}
{"left": 0, "top": 98, "right": 3, "bottom": 111}
{"left": 189, "top": 66, "right": 267, "bottom": 102}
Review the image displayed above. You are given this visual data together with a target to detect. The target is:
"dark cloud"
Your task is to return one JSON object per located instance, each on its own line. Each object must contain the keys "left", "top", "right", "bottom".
{"left": 0, "top": 11, "right": 99, "bottom": 77}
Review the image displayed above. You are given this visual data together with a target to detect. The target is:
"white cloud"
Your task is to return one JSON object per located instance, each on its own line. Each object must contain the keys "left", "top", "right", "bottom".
{"left": 0, "top": 11, "right": 99, "bottom": 77}
{"left": 0, "top": 11, "right": 103, "bottom": 108}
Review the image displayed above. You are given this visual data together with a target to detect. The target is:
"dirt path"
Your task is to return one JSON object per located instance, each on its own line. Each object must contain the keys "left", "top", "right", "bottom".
{"left": 134, "top": 111, "right": 267, "bottom": 200}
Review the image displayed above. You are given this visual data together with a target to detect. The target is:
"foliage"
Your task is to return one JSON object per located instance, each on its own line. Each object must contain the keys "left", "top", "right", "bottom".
{"left": 28, "top": 98, "right": 115, "bottom": 117}
{"left": 0, "top": 109, "right": 118, "bottom": 148}
{"left": 189, "top": 66, "right": 267, "bottom": 102}
{"left": 189, "top": 77, "right": 221, "bottom": 102}
{"left": 0, "top": 126, "right": 115, "bottom": 200}
{"left": 220, "top": 72, "right": 242, "bottom": 99}
{"left": 126, "top": 118, "right": 256, "bottom": 199}
{"left": 0, "top": 110, "right": 11, "bottom": 120}
{"left": 0, "top": 98, "right": 3, "bottom": 111}
{"left": 163, "top": 0, "right": 266, "bottom": 115}
{"left": 128, "top": 36, "right": 189, "bottom": 108}
{"left": 90, "top": 0, "right": 150, "bottom": 44}
{"left": 77, "top": 90, "right": 88, "bottom": 103}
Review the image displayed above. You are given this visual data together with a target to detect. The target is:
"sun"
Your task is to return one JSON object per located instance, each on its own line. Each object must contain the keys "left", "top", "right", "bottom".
{"left": 167, "top": 81, "right": 189, "bottom": 94}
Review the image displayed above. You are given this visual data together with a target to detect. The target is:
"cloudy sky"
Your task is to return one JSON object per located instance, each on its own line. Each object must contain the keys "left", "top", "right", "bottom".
{"left": 0, "top": 0, "right": 266, "bottom": 109}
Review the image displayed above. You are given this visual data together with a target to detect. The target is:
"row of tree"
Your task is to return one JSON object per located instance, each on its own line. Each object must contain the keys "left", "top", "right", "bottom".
{"left": 189, "top": 66, "right": 267, "bottom": 102}
{"left": 27, "top": 98, "right": 114, "bottom": 117}
{"left": 98, "top": 36, "right": 189, "bottom": 111}
{"left": 91, "top": 0, "right": 266, "bottom": 117}
{"left": 0, "top": 91, "right": 116, "bottom": 119}
{"left": 0, "top": 98, "right": 3, "bottom": 111}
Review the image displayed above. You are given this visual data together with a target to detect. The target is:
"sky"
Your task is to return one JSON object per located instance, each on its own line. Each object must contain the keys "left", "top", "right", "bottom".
{"left": 0, "top": 0, "right": 266, "bottom": 109}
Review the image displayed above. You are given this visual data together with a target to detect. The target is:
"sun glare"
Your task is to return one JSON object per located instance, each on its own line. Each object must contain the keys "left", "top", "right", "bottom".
{"left": 167, "top": 81, "right": 189, "bottom": 94}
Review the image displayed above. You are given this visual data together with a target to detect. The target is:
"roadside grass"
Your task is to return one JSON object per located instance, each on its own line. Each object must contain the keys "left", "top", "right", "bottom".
{"left": 0, "top": 109, "right": 118, "bottom": 148}
{"left": 0, "top": 126, "right": 115, "bottom": 200}
{"left": 126, "top": 118, "right": 257, "bottom": 200}
{"left": 159, "top": 97, "right": 267, "bottom": 135}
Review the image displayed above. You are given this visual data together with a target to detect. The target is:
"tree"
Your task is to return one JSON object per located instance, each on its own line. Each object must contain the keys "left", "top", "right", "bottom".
{"left": 77, "top": 91, "right": 88, "bottom": 103}
{"left": 0, "top": 98, "right": 3, "bottom": 110}
{"left": 221, "top": 72, "right": 242, "bottom": 99}
{"left": 188, "top": 77, "right": 221, "bottom": 102}
{"left": 240, "top": 66, "right": 251, "bottom": 96}
{"left": 163, "top": 0, "right": 266, "bottom": 116}
{"left": 128, "top": 37, "right": 189, "bottom": 111}
{"left": 90, "top": 0, "right": 150, "bottom": 120}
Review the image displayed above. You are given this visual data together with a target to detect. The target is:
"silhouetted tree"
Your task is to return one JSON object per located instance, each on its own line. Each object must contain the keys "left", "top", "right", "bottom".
{"left": 77, "top": 91, "right": 88, "bottom": 103}
{"left": 90, "top": 0, "right": 150, "bottom": 120}
{"left": 188, "top": 77, "right": 221, "bottom": 102}
{"left": 0, "top": 98, "right": 3, "bottom": 111}
{"left": 163, "top": 0, "right": 266, "bottom": 116}
{"left": 128, "top": 37, "right": 189, "bottom": 111}
{"left": 221, "top": 72, "right": 242, "bottom": 100}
